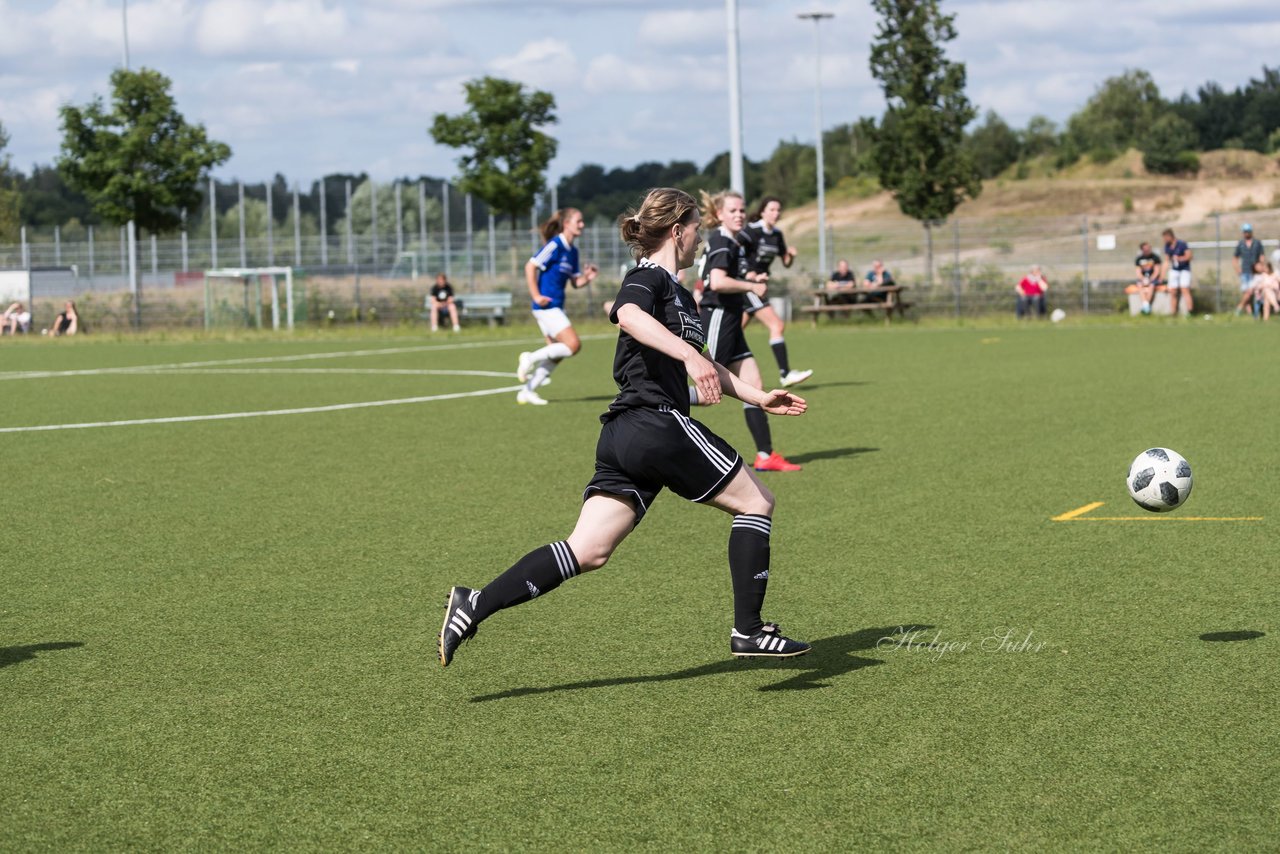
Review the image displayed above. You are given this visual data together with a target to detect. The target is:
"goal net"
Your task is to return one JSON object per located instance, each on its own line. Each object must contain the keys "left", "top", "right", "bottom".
{"left": 203, "top": 267, "right": 296, "bottom": 331}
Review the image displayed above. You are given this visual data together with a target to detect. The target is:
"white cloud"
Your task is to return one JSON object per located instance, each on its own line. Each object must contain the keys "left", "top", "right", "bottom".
{"left": 195, "top": 0, "right": 349, "bottom": 57}
{"left": 489, "top": 39, "right": 580, "bottom": 90}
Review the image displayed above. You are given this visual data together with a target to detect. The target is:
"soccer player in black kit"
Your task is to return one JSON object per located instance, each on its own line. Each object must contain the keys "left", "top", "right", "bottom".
{"left": 698, "top": 190, "right": 803, "bottom": 472}
{"left": 439, "top": 187, "right": 811, "bottom": 668}
{"left": 738, "top": 196, "right": 812, "bottom": 388}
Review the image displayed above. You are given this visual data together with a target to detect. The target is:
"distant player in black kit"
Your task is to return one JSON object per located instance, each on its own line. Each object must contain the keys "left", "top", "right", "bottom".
{"left": 698, "top": 190, "right": 803, "bottom": 472}
{"left": 738, "top": 196, "right": 812, "bottom": 387}
{"left": 439, "top": 187, "right": 811, "bottom": 668}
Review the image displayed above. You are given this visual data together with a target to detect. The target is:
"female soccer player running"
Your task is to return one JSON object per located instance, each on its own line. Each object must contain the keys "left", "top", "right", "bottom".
{"left": 739, "top": 196, "right": 812, "bottom": 388}
{"left": 698, "top": 190, "right": 803, "bottom": 472}
{"left": 515, "top": 207, "right": 599, "bottom": 405}
{"left": 439, "top": 187, "right": 811, "bottom": 668}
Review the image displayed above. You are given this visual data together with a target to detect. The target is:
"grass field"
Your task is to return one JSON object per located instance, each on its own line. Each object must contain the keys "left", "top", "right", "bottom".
{"left": 2, "top": 317, "right": 1277, "bottom": 850}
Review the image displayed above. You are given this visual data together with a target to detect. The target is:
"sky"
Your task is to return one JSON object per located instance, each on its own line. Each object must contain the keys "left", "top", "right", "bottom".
{"left": 2, "top": 0, "right": 1279, "bottom": 186}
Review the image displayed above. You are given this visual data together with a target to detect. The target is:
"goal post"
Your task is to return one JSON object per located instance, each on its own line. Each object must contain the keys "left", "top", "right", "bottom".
{"left": 203, "top": 267, "right": 295, "bottom": 331}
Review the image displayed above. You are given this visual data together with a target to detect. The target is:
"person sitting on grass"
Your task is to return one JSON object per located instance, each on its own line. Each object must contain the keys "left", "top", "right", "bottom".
{"left": 48, "top": 300, "right": 80, "bottom": 336}
{"left": 1015, "top": 265, "right": 1049, "bottom": 319}
{"left": 2, "top": 301, "right": 31, "bottom": 334}
{"left": 1134, "top": 242, "right": 1162, "bottom": 315}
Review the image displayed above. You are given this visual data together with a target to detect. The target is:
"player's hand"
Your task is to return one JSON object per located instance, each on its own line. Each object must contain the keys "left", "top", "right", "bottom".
{"left": 533, "top": 294, "right": 552, "bottom": 307}
{"left": 753, "top": 281, "right": 769, "bottom": 297}
{"left": 759, "top": 389, "right": 806, "bottom": 416}
{"left": 685, "top": 352, "right": 721, "bottom": 405}
{"left": 584, "top": 264, "right": 599, "bottom": 281}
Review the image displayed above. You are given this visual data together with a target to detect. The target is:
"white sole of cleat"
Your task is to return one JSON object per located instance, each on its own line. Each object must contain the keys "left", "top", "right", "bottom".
{"left": 731, "top": 647, "right": 812, "bottom": 658}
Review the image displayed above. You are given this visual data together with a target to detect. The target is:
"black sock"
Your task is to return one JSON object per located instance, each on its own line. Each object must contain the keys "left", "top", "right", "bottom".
{"left": 729, "top": 515, "right": 771, "bottom": 634}
{"left": 744, "top": 404, "right": 772, "bottom": 456}
{"left": 770, "top": 338, "right": 790, "bottom": 376}
{"left": 473, "top": 541, "right": 580, "bottom": 622}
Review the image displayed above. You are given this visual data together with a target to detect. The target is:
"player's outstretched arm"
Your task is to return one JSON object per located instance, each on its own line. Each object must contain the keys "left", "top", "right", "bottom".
{"left": 710, "top": 357, "right": 806, "bottom": 416}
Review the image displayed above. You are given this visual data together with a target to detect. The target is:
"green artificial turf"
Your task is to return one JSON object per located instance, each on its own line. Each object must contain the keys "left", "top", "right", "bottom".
{"left": 2, "top": 318, "right": 1277, "bottom": 850}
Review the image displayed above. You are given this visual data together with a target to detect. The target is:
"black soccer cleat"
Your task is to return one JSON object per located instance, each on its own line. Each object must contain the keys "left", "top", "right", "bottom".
{"left": 730, "top": 622, "right": 812, "bottom": 658}
{"left": 439, "top": 586, "right": 481, "bottom": 667}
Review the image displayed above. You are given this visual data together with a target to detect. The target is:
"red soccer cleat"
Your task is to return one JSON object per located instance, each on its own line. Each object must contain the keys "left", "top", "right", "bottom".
{"left": 754, "top": 451, "right": 802, "bottom": 472}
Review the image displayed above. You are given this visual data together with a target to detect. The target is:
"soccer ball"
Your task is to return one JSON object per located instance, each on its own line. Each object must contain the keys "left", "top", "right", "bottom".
{"left": 1050, "top": 308, "right": 1066, "bottom": 323}
{"left": 1126, "top": 448, "right": 1193, "bottom": 512}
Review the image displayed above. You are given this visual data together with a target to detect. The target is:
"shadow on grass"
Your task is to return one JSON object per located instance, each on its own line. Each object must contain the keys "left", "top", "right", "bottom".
{"left": 784, "top": 447, "right": 879, "bottom": 465}
{"left": 558, "top": 395, "right": 616, "bottom": 404}
{"left": 470, "top": 624, "right": 931, "bottom": 702}
{"left": 0, "top": 641, "right": 85, "bottom": 669}
{"left": 789, "top": 380, "right": 871, "bottom": 392}
{"left": 1199, "top": 630, "right": 1265, "bottom": 642}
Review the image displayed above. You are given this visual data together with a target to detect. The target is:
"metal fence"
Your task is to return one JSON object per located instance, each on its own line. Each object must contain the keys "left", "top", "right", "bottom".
{"left": 4, "top": 202, "right": 1278, "bottom": 331}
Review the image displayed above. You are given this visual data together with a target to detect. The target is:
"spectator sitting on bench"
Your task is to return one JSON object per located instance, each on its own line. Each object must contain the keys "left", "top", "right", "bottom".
{"left": 826, "top": 259, "right": 858, "bottom": 304}
{"left": 2, "top": 301, "right": 31, "bottom": 334}
{"left": 862, "top": 259, "right": 894, "bottom": 302}
{"left": 48, "top": 300, "right": 80, "bottom": 336}
{"left": 429, "top": 273, "right": 460, "bottom": 332}
{"left": 1134, "top": 241, "right": 1162, "bottom": 315}
{"left": 1015, "top": 265, "right": 1049, "bottom": 318}
{"left": 1253, "top": 259, "right": 1280, "bottom": 321}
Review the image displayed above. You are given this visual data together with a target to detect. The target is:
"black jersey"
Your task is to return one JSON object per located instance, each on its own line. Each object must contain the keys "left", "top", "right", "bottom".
{"left": 1135, "top": 251, "right": 1162, "bottom": 280}
{"left": 431, "top": 281, "right": 454, "bottom": 301}
{"left": 697, "top": 228, "right": 749, "bottom": 313}
{"left": 739, "top": 221, "right": 788, "bottom": 275}
{"left": 603, "top": 259, "right": 706, "bottom": 422}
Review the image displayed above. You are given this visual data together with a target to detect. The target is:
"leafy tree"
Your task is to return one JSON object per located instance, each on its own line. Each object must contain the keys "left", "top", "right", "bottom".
{"left": 58, "top": 68, "right": 230, "bottom": 233}
{"left": 1019, "top": 115, "right": 1060, "bottom": 159}
{"left": 965, "top": 110, "right": 1021, "bottom": 179}
{"left": 430, "top": 77, "right": 557, "bottom": 234}
{"left": 869, "top": 0, "right": 980, "bottom": 285}
{"left": 823, "top": 119, "right": 879, "bottom": 184}
{"left": 1142, "top": 113, "right": 1200, "bottom": 175}
{"left": 0, "top": 120, "right": 18, "bottom": 242}
{"left": 759, "top": 140, "right": 817, "bottom": 208}
{"left": 335, "top": 178, "right": 442, "bottom": 239}
{"left": 1064, "top": 69, "right": 1166, "bottom": 163}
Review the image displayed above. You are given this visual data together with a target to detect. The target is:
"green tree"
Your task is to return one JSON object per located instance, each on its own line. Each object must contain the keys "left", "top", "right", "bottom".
{"left": 965, "top": 110, "right": 1021, "bottom": 179}
{"left": 58, "top": 68, "right": 230, "bottom": 233}
{"left": 0, "top": 120, "right": 19, "bottom": 242}
{"left": 869, "top": 0, "right": 980, "bottom": 285}
{"left": 1019, "top": 115, "right": 1060, "bottom": 159}
{"left": 1064, "top": 69, "right": 1166, "bottom": 163}
{"left": 760, "top": 140, "right": 818, "bottom": 208}
{"left": 1142, "top": 113, "right": 1200, "bottom": 175}
{"left": 430, "top": 77, "right": 557, "bottom": 238}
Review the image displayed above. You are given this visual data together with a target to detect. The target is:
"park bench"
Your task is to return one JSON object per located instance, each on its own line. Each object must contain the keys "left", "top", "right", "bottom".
{"left": 424, "top": 292, "right": 514, "bottom": 327}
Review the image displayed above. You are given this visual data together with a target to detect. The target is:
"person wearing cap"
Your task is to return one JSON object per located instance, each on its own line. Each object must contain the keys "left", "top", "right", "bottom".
{"left": 1233, "top": 223, "right": 1266, "bottom": 316}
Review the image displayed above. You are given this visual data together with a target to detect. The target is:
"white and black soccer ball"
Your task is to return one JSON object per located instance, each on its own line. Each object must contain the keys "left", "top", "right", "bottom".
{"left": 1126, "top": 448, "right": 1193, "bottom": 512}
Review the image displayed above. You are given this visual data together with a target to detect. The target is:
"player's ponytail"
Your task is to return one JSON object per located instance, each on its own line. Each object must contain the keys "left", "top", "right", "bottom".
{"left": 618, "top": 188, "right": 699, "bottom": 260}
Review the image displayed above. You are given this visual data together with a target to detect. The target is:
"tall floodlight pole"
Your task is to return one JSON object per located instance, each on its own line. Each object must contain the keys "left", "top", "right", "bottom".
{"left": 725, "top": 0, "right": 745, "bottom": 194}
{"left": 121, "top": 0, "right": 131, "bottom": 69}
{"left": 798, "top": 11, "right": 833, "bottom": 276}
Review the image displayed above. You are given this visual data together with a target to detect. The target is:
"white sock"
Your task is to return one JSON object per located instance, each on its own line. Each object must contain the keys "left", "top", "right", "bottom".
{"left": 528, "top": 360, "right": 557, "bottom": 391}
{"left": 531, "top": 342, "right": 573, "bottom": 362}
{"left": 688, "top": 386, "right": 699, "bottom": 406}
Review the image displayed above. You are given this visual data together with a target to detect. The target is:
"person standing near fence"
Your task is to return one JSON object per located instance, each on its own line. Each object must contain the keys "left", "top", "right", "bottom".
{"left": 1161, "top": 228, "right": 1193, "bottom": 317}
{"left": 516, "top": 208, "right": 599, "bottom": 406}
{"left": 698, "top": 190, "right": 803, "bottom": 473}
{"left": 738, "top": 197, "right": 812, "bottom": 388}
{"left": 1233, "top": 223, "right": 1265, "bottom": 317}
{"left": 438, "top": 187, "right": 811, "bottom": 668}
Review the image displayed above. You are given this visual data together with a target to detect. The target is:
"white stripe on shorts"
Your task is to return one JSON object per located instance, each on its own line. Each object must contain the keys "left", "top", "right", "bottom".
{"left": 666, "top": 407, "right": 733, "bottom": 473}
{"left": 706, "top": 308, "right": 724, "bottom": 361}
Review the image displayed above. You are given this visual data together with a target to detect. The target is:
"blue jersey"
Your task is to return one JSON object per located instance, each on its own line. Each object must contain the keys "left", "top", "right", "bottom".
{"left": 1165, "top": 239, "right": 1191, "bottom": 271}
{"left": 529, "top": 235, "right": 580, "bottom": 310}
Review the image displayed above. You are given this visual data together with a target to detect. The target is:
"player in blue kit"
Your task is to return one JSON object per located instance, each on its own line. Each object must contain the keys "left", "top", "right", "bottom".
{"left": 439, "top": 187, "right": 811, "bottom": 668}
{"left": 516, "top": 207, "right": 599, "bottom": 405}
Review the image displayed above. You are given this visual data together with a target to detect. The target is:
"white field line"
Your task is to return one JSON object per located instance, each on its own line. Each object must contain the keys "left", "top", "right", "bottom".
{"left": 121, "top": 368, "right": 518, "bottom": 378}
{"left": 0, "top": 385, "right": 525, "bottom": 434}
{"left": 0, "top": 334, "right": 614, "bottom": 382}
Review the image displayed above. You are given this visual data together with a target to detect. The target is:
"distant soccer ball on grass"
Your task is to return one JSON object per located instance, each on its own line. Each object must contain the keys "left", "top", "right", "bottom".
{"left": 1126, "top": 448, "right": 1193, "bottom": 512}
{"left": 1050, "top": 308, "right": 1066, "bottom": 323}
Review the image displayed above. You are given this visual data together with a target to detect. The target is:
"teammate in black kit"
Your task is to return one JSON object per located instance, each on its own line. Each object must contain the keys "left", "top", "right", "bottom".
{"left": 738, "top": 196, "right": 812, "bottom": 388}
{"left": 438, "top": 187, "right": 811, "bottom": 668}
{"left": 698, "top": 190, "right": 803, "bottom": 473}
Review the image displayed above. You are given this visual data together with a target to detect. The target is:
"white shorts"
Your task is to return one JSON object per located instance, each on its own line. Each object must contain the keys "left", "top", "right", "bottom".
{"left": 1167, "top": 269, "right": 1192, "bottom": 289}
{"left": 533, "top": 307, "right": 572, "bottom": 339}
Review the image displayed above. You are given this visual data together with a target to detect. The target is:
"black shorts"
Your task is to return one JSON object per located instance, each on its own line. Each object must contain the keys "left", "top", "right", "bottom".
{"left": 700, "top": 306, "right": 753, "bottom": 364}
{"left": 584, "top": 406, "right": 744, "bottom": 522}
{"left": 744, "top": 291, "right": 768, "bottom": 315}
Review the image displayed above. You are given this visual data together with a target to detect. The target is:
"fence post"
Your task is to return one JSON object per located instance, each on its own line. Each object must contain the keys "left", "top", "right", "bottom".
{"left": 1214, "top": 212, "right": 1222, "bottom": 313}
{"left": 345, "top": 180, "right": 354, "bottom": 266}
{"left": 293, "top": 182, "right": 301, "bottom": 267}
{"left": 20, "top": 226, "right": 28, "bottom": 269}
{"left": 1082, "top": 215, "right": 1089, "bottom": 314}
{"left": 88, "top": 225, "right": 95, "bottom": 282}
{"left": 952, "top": 218, "right": 960, "bottom": 317}
{"left": 465, "top": 193, "right": 474, "bottom": 290}
{"left": 209, "top": 175, "right": 217, "bottom": 269}
{"left": 319, "top": 178, "right": 328, "bottom": 267}
{"left": 370, "top": 181, "right": 379, "bottom": 273}
{"left": 181, "top": 208, "right": 188, "bottom": 273}
{"left": 442, "top": 182, "right": 451, "bottom": 278}
{"left": 395, "top": 181, "right": 403, "bottom": 259}
{"left": 488, "top": 212, "right": 496, "bottom": 280}
{"left": 150, "top": 233, "right": 157, "bottom": 280}
{"left": 238, "top": 181, "right": 246, "bottom": 267}
{"left": 55, "top": 225, "right": 61, "bottom": 266}
{"left": 127, "top": 220, "right": 139, "bottom": 328}
{"left": 266, "top": 180, "right": 274, "bottom": 266}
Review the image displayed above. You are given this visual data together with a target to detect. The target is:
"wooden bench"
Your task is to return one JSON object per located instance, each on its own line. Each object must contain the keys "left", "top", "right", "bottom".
{"left": 801, "top": 286, "right": 913, "bottom": 325}
{"left": 424, "top": 292, "right": 513, "bottom": 327}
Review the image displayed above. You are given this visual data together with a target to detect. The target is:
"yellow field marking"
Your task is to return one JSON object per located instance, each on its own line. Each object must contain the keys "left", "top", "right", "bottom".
{"left": 1051, "top": 502, "right": 1105, "bottom": 521}
{"left": 1052, "top": 501, "right": 1262, "bottom": 522}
